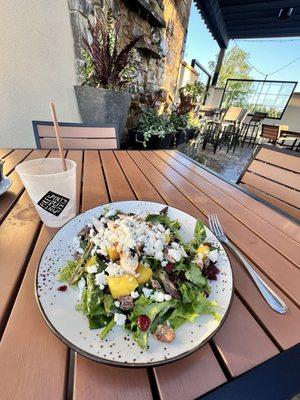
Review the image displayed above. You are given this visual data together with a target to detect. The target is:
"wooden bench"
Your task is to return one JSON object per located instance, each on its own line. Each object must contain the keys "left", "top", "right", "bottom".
{"left": 33, "top": 121, "right": 119, "bottom": 149}
{"left": 238, "top": 145, "right": 300, "bottom": 220}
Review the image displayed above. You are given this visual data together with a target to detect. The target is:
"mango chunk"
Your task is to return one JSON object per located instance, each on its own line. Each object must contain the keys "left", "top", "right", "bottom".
{"left": 107, "top": 246, "right": 119, "bottom": 261}
{"left": 136, "top": 264, "right": 153, "bottom": 285}
{"left": 196, "top": 245, "right": 210, "bottom": 259}
{"left": 107, "top": 274, "right": 138, "bottom": 299}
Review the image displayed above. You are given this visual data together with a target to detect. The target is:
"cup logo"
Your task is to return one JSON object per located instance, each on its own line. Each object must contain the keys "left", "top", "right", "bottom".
{"left": 38, "top": 191, "right": 70, "bottom": 216}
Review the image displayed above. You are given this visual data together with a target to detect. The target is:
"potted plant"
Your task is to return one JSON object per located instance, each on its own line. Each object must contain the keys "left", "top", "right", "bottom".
{"left": 186, "top": 112, "right": 204, "bottom": 140}
{"left": 136, "top": 108, "right": 175, "bottom": 149}
{"left": 73, "top": 9, "right": 142, "bottom": 144}
{"left": 170, "top": 113, "right": 189, "bottom": 146}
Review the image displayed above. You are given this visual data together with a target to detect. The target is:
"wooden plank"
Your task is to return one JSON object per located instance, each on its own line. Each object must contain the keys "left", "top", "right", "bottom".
{"left": 154, "top": 344, "right": 226, "bottom": 400}
{"left": 168, "top": 151, "right": 300, "bottom": 242}
{"left": 3, "top": 149, "right": 32, "bottom": 175}
{"left": 256, "top": 147, "right": 300, "bottom": 173}
{"left": 241, "top": 171, "right": 300, "bottom": 208}
{"left": 0, "top": 227, "right": 69, "bottom": 400}
{"left": 143, "top": 151, "right": 300, "bottom": 307}
{"left": 0, "top": 150, "right": 50, "bottom": 223}
{"left": 213, "top": 296, "right": 279, "bottom": 377}
{"left": 66, "top": 150, "right": 83, "bottom": 213}
{"left": 128, "top": 151, "right": 206, "bottom": 219}
{"left": 248, "top": 159, "right": 300, "bottom": 190}
{"left": 100, "top": 151, "right": 135, "bottom": 201}
{"left": 0, "top": 191, "right": 41, "bottom": 330}
{"left": 156, "top": 151, "right": 300, "bottom": 268}
{"left": 74, "top": 150, "right": 152, "bottom": 399}
{"left": 82, "top": 151, "right": 109, "bottom": 210}
{"left": 74, "top": 355, "right": 152, "bottom": 400}
{"left": 241, "top": 183, "right": 300, "bottom": 220}
{"left": 115, "top": 151, "right": 164, "bottom": 202}
{"left": 231, "top": 250, "right": 300, "bottom": 350}
{"left": 40, "top": 137, "right": 117, "bottom": 150}
{"left": 0, "top": 148, "right": 13, "bottom": 158}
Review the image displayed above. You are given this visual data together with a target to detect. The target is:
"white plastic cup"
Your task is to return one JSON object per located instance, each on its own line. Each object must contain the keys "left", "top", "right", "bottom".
{"left": 16, "top": 158, "right": 76, "bottom": 228}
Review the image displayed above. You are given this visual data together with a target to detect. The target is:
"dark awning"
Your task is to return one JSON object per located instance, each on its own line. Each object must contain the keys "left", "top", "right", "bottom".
{"left": 194, "top": 0, "right": 300, "bottom": 48}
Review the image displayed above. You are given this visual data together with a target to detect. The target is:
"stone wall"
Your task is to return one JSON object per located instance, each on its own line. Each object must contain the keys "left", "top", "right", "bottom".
{"left": 68, "top": 0, "right": 192, "bottom": 119}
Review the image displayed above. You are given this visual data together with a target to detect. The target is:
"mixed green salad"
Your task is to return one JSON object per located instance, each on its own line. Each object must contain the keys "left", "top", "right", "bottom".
{"left": 57, "top": 207, "right": 221, "bottom": 349}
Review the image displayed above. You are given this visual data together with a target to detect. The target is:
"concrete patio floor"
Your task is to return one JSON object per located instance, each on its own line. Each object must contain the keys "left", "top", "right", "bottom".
{"left": 179, "top": 142, "right": 255, "bottom": 183}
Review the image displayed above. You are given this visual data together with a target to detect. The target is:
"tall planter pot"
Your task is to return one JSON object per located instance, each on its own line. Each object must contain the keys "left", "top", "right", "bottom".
{"left": 74, "top": 86, "right": 131, "bottom": 147}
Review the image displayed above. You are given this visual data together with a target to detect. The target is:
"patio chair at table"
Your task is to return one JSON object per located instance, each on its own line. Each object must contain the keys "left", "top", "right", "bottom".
{"left": 202, "top": 106, "right": 243, "bottom": 154}
{"left": 32, "top": 121, "right": 119, "bottom": 149}
{"left": 240, "top": 111, "right": 267, "bottom": 147}
{"left": 237, "top": 144, "right": 300, "bottom": 220}
{"left": 278, "top": 129, "right": 300, "bottom": 151}
{"left": 259, "top": 124, "right": 280, "bottom": 146}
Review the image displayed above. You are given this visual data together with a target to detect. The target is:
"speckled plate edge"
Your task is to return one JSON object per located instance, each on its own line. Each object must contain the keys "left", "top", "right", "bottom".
{"left": 0, "top": 176, "right": 12, "bottom": 196}
{"left": 35, "top": 201, "right": 234, "bottom": 368}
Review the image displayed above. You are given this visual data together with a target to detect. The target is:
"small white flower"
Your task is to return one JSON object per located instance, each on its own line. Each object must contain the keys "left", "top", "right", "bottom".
{"left": 99, "top": 284, "right": 105, "bottom": 290}
{"left": 114, "top": 301, "right": 120, "bottom": 308}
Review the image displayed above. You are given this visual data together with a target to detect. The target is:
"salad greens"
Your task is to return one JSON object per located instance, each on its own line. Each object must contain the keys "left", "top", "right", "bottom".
{"left": 57, "top": 207, "right": 221, "bottom": 349}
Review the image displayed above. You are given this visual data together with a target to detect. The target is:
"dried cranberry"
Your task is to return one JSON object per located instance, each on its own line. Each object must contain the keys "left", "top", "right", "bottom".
{"left": 202, "top": 263, "right": 220, "bottom": 280}
{"left": 137, "top": 315, "right": 151, "bottom": 331}
{"left": 164, "top": 263, "right": 174, "bottom": 273}
{"left": 57, "top": 285, "right": 67, "bottom": 291}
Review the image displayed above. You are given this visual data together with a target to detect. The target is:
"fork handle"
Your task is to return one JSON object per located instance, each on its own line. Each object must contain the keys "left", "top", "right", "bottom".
{"left": 225, "top": 240, "right": 288, "bottom": 314}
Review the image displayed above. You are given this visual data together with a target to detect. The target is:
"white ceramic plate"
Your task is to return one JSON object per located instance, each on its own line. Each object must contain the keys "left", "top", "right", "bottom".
{"left": 0, "top": 176, "right": 11, "bottom": 196}
{"left": 36, "top": 201, "right": 233, "bottom": 367}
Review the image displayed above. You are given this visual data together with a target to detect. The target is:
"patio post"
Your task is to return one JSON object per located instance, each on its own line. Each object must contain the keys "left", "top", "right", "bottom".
{"left": 212, "top": 47, "right": 226, "bottom": 86}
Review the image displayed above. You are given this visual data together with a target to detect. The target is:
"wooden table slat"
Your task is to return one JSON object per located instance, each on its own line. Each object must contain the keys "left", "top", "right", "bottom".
{"left": 0, "top": 226, "right": 69, "bottom": 399}
{"left": 143, "top": 151, "right": 300, "bottom": 307}
{"left": 213, "top": 296, "right": 279, "bottom": 377}
{"left": 154, "top": 344, "right": 227, "bottom": 400}
{"left": 170, "top": 150, "right": 300, "bottom": 242}
{"left": 100, "top": 150, "right": 135, "bottom": 201}
{"left": 0, "top": 148, "right": 14, "bottom": 159}
{"left": 82, "top": 150, "right": 109, "bottom": 210}
{"left": 3, "top": 149, "right": 32, "bottom": 176}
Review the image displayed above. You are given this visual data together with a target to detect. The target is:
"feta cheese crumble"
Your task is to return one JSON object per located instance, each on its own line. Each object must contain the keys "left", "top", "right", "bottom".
{"left": 114, "top": 313, "right": 126, "bottom": 326}
{"left": 86, "top": 264, "right": 98, "bottom": 274}
{"left": 95, "top": 272, "right": 106, "bottom": 287}
{"left": 131, "top": 291, "right": 139, "bottom": 299}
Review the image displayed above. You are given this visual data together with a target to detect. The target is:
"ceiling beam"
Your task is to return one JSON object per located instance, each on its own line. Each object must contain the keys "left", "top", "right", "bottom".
{"left": 228, "top": 24, "right": 300, "bottom": 34}
{"left": 232, "top": 31, "right": 300, "bottom": 38}
{"left": 223, "top": 8, "right": 300, "bottom": 20}
{"left": 222, "top": 0, "right": 298, "bottom": 14}
{"left": 225, "top": 15, "right": 300, "bottom": 26}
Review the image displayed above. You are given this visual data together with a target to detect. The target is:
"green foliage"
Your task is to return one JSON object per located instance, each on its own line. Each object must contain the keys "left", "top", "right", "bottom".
{"left": 208, "top": 46, "right": 252, "bottom": 88}
{"left": 137, "top": 108, "right": 175, "bottom": 147}
{"left": 176, "top": 81, "right": 207, "bottom": 116}
{"left": 77, "top": 8, "right": 142, "bottom": 90}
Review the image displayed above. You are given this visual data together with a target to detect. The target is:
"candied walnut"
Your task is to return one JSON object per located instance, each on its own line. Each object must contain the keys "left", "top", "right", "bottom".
{"left": 153, "top": 324, "right": 175, "bottom": 343}
{"left": 119, "top": 296, "right": 135, "bottom": 311}
{"left": 79, "top": 225, "right": 89, "bottom": 239}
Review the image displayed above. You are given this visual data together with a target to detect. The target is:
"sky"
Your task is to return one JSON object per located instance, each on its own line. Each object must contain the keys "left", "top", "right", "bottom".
{"left": 184, "top": 3, "right": 300, "bottom": 89}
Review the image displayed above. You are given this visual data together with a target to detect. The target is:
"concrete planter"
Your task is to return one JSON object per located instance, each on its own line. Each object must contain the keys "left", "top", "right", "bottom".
{"left": 74, "top": 86, "right": 131, "bottom": 145}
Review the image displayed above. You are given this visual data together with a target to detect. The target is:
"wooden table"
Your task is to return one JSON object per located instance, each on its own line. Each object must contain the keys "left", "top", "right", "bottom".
{"left": 0, "top": 149, "right": 299, "bottom": 400}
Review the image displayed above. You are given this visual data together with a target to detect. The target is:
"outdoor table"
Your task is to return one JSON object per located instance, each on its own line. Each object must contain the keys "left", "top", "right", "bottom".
{"left": 0, "top": 148, "right": 299, "bottom": 400}
{"left": 279, "top": 130, "right": 300, "bottom": 151}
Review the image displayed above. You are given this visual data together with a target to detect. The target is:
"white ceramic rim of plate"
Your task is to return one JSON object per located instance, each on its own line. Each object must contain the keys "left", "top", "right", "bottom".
{"left": 0, "top": 176, "right": 12, "bottom": 196}
{"left": 35, "top": 201, "right": 234, "bottom": 367}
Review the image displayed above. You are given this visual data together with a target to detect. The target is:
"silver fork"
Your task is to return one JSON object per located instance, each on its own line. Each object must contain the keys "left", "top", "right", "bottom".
{"left": 208, "top": 214, "right": 288, "bottom": 314}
